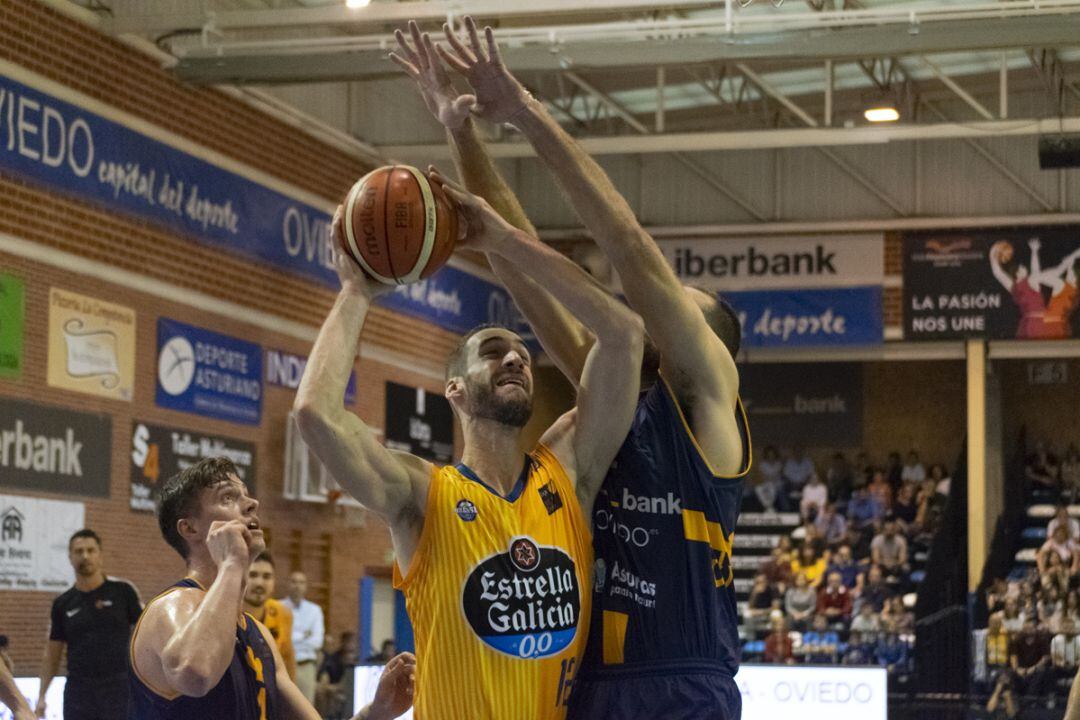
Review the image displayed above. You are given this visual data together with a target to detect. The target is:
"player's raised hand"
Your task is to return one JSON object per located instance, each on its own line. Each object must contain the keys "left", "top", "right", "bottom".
{"left": 438, "top": 16, "right": 531, "bottom": 124}
{"left": 206, "top": 520, "right": 253, "bottom": 569}
{"left": 389, "top": 21, "right": 476, "bottom": 130}
{"left": 367, "top": 652, "right": 417, "bottom": 720}
{"left": 330, "top": 205, "right": 393, "bottom": 299}
{"left": 427, "top": 167, "right": 517, "bottom": 254}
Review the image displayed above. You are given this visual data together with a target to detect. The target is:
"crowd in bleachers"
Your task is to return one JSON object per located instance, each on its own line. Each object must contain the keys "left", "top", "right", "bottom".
{"left": 977, "top": 441, "right": 1080, "bottom": 718}
{"left": 741, "top": 447, "right": 949, "bottom": 679}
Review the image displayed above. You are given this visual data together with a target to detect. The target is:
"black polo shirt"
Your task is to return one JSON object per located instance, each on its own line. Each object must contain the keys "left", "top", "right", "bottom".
{"left": 49, "top": 578, "right": 142, "bottom": 679}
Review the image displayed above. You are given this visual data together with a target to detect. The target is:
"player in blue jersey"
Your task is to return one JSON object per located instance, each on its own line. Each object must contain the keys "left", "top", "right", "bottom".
{"left": 129, "top": 457, "right": 415, "bottom": 720}
{"left": 391, "top": 19, "right": 749, "bottom": 719}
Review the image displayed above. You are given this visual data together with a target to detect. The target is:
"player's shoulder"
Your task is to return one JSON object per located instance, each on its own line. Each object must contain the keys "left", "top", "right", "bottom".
{"left": 52, "top": 585, "right": 78, "bottom": 607}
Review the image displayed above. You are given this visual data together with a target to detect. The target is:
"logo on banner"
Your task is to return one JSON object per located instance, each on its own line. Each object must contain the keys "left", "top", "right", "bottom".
{"left": 155, "top": 318, "right": 262, "bottom": 425}
{"left": 1, "top": 508, "right": 24, "bottom": 543}
{"left": 461, "top": 536, "right": 580, "bottom": 659}
{"left": 47, "top": 288, "right": 135, "bottom": 401}
{"left": 0, "top": 273, "right": 24, "bottom": 378}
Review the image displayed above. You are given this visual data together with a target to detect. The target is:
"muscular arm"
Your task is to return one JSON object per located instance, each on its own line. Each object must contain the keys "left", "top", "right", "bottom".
{"left": 447, "top": 120, "right": 593, "bottom": 385}
{"left": 36, "top": 640, "right": 62, "bottom": 709}
{"left": 293, "top": 258, "right": 432, "bottom": 571}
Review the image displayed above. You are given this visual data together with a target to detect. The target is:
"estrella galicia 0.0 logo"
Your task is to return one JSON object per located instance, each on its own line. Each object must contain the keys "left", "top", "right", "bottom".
{"left": 461, "top": 536, "right": 580, "bottom": 659}
{"left": 455, "top": 499, "right": 478, "bottom": 522}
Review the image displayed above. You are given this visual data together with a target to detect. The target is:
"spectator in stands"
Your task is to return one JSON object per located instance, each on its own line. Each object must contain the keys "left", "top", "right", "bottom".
{"left": 791, "top": 545, "right": 828, "bottom": 588}
{"left": 1001, "top": 596, "right": 1026, "bottom": 633}
{"left": 881, "top": 596, "right": 914, "bottom": 634}
{"left": 867, "top": 470, "right": 893, "bottom": 513}
{"left": 751, "top": 445, "right": 784, "bottom": 512}
{"left": 1038, "top": 587, "right": 1062, "bottom": 628}
{"left": 855, "top": 451, "right": 873, "bottom": 484}
{"left": 366, "top": 640, "right": 397, "bottom": 664}
{"left": 988, "top": 616, "right": 1054, "bottom": 718}
{"left": 825, "top": 452, "right": 855, "bottom": 503}
{"left": 761, "top": 546, "right": 794, "bottom": 590}
{"left": 929, "top": 463, "right": 951, "bottom": 497}
{"left": 1042, "top": 552, "right": 1071, "bottom": 599}
{"left": 1054, "top": 591, "right": 1080, "bottom": 634}
{"left": 785, "top": 572, "right": 818, "bottom": 630}
{"left": 843, "top": 631, "right": 874, "bottom": 665}
{"left": 902, "top": 451, "right": 927, "bottom": 484}
{"left": 1062, "top": 444, "right": 1080, "bottom": 504}
{"left": 315, "top": 634, "right": 346, "bottom": 720}
{"left": 817, "top": 571, "right": 853, "bottom": 625}
{"left": 857, "top": 564, "right": 893, "bottom": 613}
{"left": 1052, "top": 616, "right": 1080, "bottom": 671}
{"left": 844, "top": 524, "right": 873, "bottom": 562}
{"left": 885, "top": 451, "right": 904, "bottom": 491}
{"left": 915, "top": 478, "right": 945, "bottom": 535}
{"left": 783, "top": 447, "right": 817, "bottom": 507}
{"left": 826, "top": 544, "right": 862, "bottom": 589}
{"left": 848, "top": 486, "right": 885, "bottom": 532}
{"left": 986, "top": 577, "right": 1010, "bottom": 617}
{"left": 1038, "top": 522, "right": 1080, "bottom": 575}
{"left": 747, "top": 574, "right": 780, "bottom": 632}
{"left": 284, "top": 570, "right": 325, "bottom": 703}
{"left": 985, "top": 613, "right": 1011, "bottom": 682}
{"left": 892, "top": 482, "right": 919, "bottom": 528}
{"left": 850, "top": 601, "right": 882, "bottom": 635}
{"left": 875, "top": 633, "right": 910, "bottom": 674}
{"left": 1049, "top": 504, "right": 1080, "bottom": 540}
{"left": 800, "top": 473, "right": 829, "bottom": 521}
{"left": 764, "top": 614, "right": 794, "bottom": 664}
{"left": 1027, "top": 440, "right": 1062, "bottom": 495}
{"left": 800, "top": 614, "right": 839, "bottom": 664}
{"left": 799, "top": 521, "right": 828, "bottom": 558}
{"left": 871, "top": 519, "right": 910, "bottom": 581}
{"left": 815, "top": 503, "right": 848, "bottom": 547}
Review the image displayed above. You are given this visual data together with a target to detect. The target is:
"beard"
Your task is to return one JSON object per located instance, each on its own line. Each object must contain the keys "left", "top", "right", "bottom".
{"left": 468, "top": 379, "right": 532, "bottom": 427}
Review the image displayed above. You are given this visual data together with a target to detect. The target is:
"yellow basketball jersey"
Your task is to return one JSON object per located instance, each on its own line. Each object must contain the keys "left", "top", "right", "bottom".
{"left": 394, "top": 444, "right": 593, "bottom": 720}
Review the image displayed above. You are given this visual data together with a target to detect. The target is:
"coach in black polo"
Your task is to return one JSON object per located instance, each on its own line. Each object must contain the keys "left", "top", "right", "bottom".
{"left": 37, "top": 529, "right": 142, "bottom": 720}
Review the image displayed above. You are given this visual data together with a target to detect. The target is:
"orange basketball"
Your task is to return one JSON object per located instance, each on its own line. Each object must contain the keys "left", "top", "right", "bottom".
{"left": 336, "top": 165, "right": 458, "bottom": 285}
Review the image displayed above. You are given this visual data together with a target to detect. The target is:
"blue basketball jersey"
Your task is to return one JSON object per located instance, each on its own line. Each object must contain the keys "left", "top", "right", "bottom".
{"left": 129, "top": 578, "right": 280, "bottom": 720}
{"left": 580, "top": 377, "right": 750, "bottom": 676}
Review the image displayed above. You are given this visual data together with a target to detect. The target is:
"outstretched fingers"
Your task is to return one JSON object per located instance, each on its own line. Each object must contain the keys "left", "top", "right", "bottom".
{"left": 407, "top": 20, "right": 430, "bottom": 70}
{"left": 442, "top": 22, "right": 476, "bottom": 70}
{"left": 484, "top": 25, "right": 503, "bottom": 66}
{"left": 387, "top": 51, "right": 420, "bottom": 78}
{"left": 465, "top": 16, "right": 487, "bottom": 63}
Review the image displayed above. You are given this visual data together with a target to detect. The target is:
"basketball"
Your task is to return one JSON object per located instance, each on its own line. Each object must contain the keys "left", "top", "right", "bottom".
{"left": 336, "top": 165, "right": 459, "bottom": 285}
{"left": 992, "top": 240, "right": 1014, "bottom": 264}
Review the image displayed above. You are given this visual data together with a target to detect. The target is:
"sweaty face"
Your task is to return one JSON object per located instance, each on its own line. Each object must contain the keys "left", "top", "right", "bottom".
{"left": 191, "top": 475, "right": 265, "bottom": 559}
{"left": 246, "top": 560, "right": 274, "bottom": 607}
{"left": 69, "top": 538, "right": 102, "bottom": 578}
{"left": 461, "top": 329, "right": 533, "bottom": 427}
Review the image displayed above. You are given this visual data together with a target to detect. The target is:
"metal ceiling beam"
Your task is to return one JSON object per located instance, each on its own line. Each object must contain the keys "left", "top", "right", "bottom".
{"left": 919, "top": 56, "right": 996, "bottom": 120}
{"left": 734, "top": 62, "right": 819, "bottom": 127}
{"left": 379, "top": 116, "right": 1080, "bottom": 159}
{"left": 111, "top": 0, "right": 721, "bottom": 35}
{"left": 170, "top": 15, "right": 1080, "bottom": 84}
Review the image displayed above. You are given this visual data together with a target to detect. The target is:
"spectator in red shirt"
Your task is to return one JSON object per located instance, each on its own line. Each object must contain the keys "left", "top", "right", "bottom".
{"left": 817, "top": 570, "right": 853, "bottom": 625}
{"left": 764, "top": 615, "right": 794, "bottom": 664}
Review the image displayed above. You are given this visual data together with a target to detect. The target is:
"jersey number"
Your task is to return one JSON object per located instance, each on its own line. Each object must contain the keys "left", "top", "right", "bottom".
{"left": 555, "top": 657, "right": 576, "bottom": 707}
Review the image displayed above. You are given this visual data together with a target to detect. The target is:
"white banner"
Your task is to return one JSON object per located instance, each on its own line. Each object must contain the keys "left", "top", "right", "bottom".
{"left": 658, "top": 235, "right": 884, "bottom": 291}
{"left": 0, "top": 494, "right": 83, "bottom": 592}
{"left": 353, "top": 663, "right": 887, "bottom": 720}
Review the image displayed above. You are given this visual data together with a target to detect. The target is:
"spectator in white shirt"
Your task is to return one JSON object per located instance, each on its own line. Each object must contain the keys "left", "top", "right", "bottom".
{"left": 800, "top": 475, "right": 828, "bottom": 521}
{"left": 1048, "top": 505, "right": 1080, "bottom": 541}
{"left": 783, "top": 448, "right": 817, "bottom": 509}
{"left": 901, "top": 451, "right": 926, "bottom": 484}
{"left": 850, "top": 602, "right": 882, "bottom": 635}
{"left": 1038, "top": 523, "right": 1080, "bottom": 575}
{"left": 283, "top": 571, "right": 325, "bottom": 704}
{"left": 1052, "top": 617, "right": 1080, "bottom": 669}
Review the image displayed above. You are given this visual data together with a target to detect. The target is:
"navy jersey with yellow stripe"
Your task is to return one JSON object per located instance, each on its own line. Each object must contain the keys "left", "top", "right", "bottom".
{"left": 579, "top": 377, "right": 750, "bottom": 675}
{"left": 129, "top": 578, "right": 280, "bottom": 720}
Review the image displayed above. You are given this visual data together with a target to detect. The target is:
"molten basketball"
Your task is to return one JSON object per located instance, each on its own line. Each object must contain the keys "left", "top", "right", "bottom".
{"left": 336, "top": 165, "right": 458, "bottom": 285}
{"left": 991, "top": 240, "right": 1014, "bottom": 264}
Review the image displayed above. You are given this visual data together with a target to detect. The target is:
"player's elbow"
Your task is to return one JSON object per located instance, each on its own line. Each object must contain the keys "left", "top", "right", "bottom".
{"left": 597, "top": 311, "right": 644, "bottom": 353}
{"left": 293, "top": 400, "right": 334, "bottom": 443}
{"left": 161, "top": 653, "right": 226, "bottom": 698}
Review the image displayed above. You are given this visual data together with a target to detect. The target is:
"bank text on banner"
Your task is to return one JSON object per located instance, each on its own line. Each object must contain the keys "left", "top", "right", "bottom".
{"left": 156, "top": 317, "right": 263, "bottom": 425}
{"left": 904, "top": 228, "right": 1080, "bottom": 340}
{"left": 740, "top": 362, "right": 863, "bottom": 447}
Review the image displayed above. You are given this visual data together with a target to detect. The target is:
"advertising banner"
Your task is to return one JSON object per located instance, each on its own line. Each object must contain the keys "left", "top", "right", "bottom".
{"left": 904, "top": 228, "right": 1080, "bottom": 340}
{"left": 740, "top": 362, "right": 863, "bottom": 447}
{"left": 384, "top": 382, "right": 454, "bottom": 464}
{"left": 0, "top": 272, "right": 23, "bottom": 378}
{"left": 47, "top": 287, "right": 135, "bottom": 401}
{"left": 726, "top": 287, "right": 883, "bottom": 348}
{"left": 0, "top": 494, "right": 84, "bottom": 592}
{"left": 156, "top": 317, "right": 263, "bottom": 425}
{"left": 130, "top": 421, "right": 257, "bottom": 512}
{"left": 352, "top": 664, "right": 887, "bottom": 720}
{"left": 0, "top": 397, "right": 112, "bottom": 496}
{"left": 265, "top": 348, "right": 356, "bottom": 405}
{"left": 660, "top": 235, "right": 883, "bottom": 291}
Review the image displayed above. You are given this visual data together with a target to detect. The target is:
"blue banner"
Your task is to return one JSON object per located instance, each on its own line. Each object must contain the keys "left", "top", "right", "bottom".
{"left": 265, "top": 348, "right": 356, "bottom": 405}
{"left": 156, "top": 318, "right": 263, "bottom": 425}
{"left": 379, "top": 265, "right": 536, "bottom": 347}
{"left": 724, "top": 286, "right": 882, "bottom": 348}
{"left": 0, "top": 72, "right": 338, "bottom": 287}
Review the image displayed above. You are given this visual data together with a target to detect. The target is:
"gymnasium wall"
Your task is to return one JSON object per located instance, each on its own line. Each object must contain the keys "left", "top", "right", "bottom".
{"left": 0, "top": 0, "right": 462, "bottom": 675}
{"left": 999, "top": 358, "right": 1080, "bottom": 455}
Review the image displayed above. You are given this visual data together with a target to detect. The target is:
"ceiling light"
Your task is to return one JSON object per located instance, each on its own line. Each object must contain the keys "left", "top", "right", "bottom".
{"left": 346, "top": 0, "right": 371, "bottom": 8}
{"left": 864, "top": 106, "right": 900, "bottom": 123}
